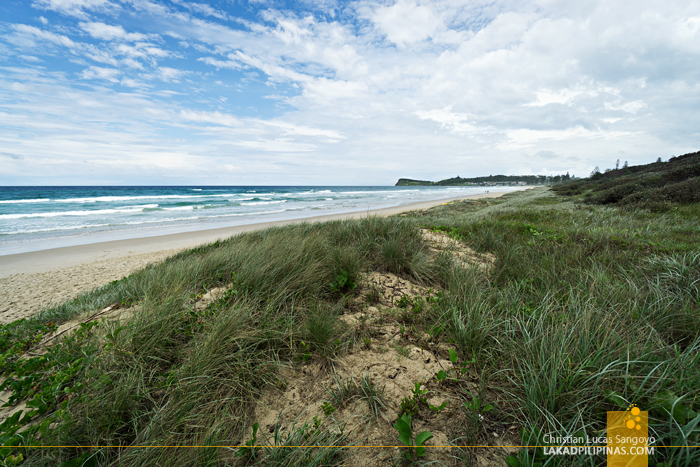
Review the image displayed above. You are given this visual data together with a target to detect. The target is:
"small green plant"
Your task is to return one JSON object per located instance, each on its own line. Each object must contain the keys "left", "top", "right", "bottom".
{"left": 359, "top": 373, "right": 386, "bottom": 420}
{"left": 363, "top": 336, "right": 372, "bottom": 349}
{"left": 400, "top": 382, "right": 429, "bottom": 417}
{"left": 365, "top": 283, "right": 382, "bottom": 304}
{"left": 276, "top": 377, "right": 288, "bottom": 390}
{"left": 261, "top": 416, "right": 348, "bottom": 465}
{"left": 321, "top": 401, "right": 336, "bottom": 417}
{"left": 297, "top": 341, "right": 312, "bottom": 362}
{"left": 464, "top": 395, "right": 493, "bottom": 421}
{"left": 236, "top": 422, "right": 260, "bottom": 459}
{"left": 330, "top": 269, "right": 357, "bottom": 294}
{"left": 427, "top": 290, "right": 444, "bottom": 304}
{"left": 429, "top": 401, "right": 448, "bottom": 413}
{"left": 393, "top": 413, "right": 433, "bottom": 462}
{"left": 326, "top": 371, "right": 359, "bottom": 408}
{"left": 429, "top": 225, "right": 464, "bottom": 241}
{"left": 396, "top": 295, "right": 410, "bottom": 308}
{"left": 398, "top": 323, "right": 407, "bottom": 337}
{"left": 427, "top": 323, "right": 444, "bottom": 340}
{"left": 435, "top": 348, "right": 475, "bottom": 382}
{"left": 411, "top": 297, "right": 424, "bottom": 314}
{"left": 393, "top": 343, "right": 410, "bottom": 360}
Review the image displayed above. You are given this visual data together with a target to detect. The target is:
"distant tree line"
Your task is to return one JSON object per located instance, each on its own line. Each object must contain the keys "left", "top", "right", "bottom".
{"left": 396, "top": 173, "right": 573, "bottom": 186}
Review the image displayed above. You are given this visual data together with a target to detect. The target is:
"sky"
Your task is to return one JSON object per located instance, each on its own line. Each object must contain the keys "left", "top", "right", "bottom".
{"left": 0, "top": 0, "right": 699, "bottom": 185}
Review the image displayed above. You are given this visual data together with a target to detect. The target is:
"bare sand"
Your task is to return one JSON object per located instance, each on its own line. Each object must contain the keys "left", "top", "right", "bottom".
{"left": 0, "top": 190, "right": 524, "bottom": 324}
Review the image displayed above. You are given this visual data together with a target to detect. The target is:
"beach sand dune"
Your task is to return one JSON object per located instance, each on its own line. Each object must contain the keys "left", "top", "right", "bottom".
{"left": 0, "top": 190, "right": 526, "bottom": 324}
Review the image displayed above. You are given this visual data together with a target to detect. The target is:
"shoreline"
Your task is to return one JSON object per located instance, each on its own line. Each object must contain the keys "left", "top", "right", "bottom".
{"left": 0, "top": 189, "right": 528, "bottom": 324}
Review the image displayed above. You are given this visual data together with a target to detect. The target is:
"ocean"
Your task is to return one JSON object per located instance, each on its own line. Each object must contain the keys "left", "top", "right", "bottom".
{"left": 0, "top": 186, "right": 518, "bottom": 255}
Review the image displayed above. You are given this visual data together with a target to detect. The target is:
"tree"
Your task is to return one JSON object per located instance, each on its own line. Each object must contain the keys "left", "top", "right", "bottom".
{"left": 656, "top": 157, "right": 662, "bottom": 163}
{"left": 623, "top": 161, "right": 628, "bottom": 168}
{"left": 616, "top": 159, "right": 620, "bottom": 170}
{"left": 590, "top": 166, "right": 600, "bottom": 177}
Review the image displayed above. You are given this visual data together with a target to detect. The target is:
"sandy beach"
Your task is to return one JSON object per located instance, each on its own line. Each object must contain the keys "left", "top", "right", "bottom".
{"left": 0, "top": 190, "right": 524, "bottom": 324}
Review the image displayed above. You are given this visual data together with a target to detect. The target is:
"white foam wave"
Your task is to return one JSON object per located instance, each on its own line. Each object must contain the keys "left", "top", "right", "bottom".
{"left": 162, "top": 206, "right": 195, "bottom": 211}
{"left": 0, "top": 198, "right": 51, "bottom": 204}
{"left": 243, "top": 200, "right": 286, "bottom": 206}
{"left": 53, "top": 193, "right": 243, "bottom": 203}
{"left": 0, "top": 206, "right": 153, "bottom": 219}
{"left": 0, "top": 198, "right": 50, "bottom": 204}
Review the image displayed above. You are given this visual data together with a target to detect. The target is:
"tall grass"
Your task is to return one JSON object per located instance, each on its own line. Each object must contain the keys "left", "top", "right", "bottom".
{"left": 13, "top": 216, "right": 446, "bottom": 466}
{"left": 417, "top": 189, "right": 700, "bottom": 465}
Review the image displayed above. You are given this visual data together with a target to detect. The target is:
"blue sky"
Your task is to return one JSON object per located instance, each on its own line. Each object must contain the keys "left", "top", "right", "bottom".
{"left": 1, "top": 0, "right": 699, "bottom": 185}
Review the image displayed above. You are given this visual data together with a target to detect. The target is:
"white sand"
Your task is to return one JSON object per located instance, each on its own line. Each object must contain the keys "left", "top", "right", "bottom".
{"left": 0, "top": 190, "right": 526, "bottom": 324}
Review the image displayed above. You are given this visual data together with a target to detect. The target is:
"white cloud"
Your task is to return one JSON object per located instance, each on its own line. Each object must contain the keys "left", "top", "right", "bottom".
{"left": 368, "top": 1, "right": 444, "bottom": 47}
{"left": 499, "top": 126, "right": 635, "bottom": 150}
{"left": 197, "top": 56, "right": 244, "bottom": 70}
{"left": 18, "top": 55, "right": 43, "bottom": 62}
{"left": 604, "top": 100, "right": 648, "bottom": 114}
{"left": 415, "top": 107, "right": 484, "bottom": 135}
{"left": 169, "top": 0, "right": 228, "bottom": 20}
{"left": 228, "top": 139, "right": 318, "bottom": 152}
{"left": 257, "top": 120, "right": 344, "bottom": 139}
{"left": 80, "top": 65, "right": 120, "bottom": 82}
{"left": 10, "top": 24, "right": 77, "bottom": 49}
{"left": 79, "top": 22, "right": 149, "bottom": 41}
{"left": 32, "top": 0, "right": 116, "bottom": 19}
{"left": 157, "top": 66, "right": 184, "bottom": 82}
{"left": 525, "top": 88, "right": 593, "bottom": 107}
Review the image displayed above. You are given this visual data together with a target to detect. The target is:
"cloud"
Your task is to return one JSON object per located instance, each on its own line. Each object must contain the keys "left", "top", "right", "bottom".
{"left": 169, "top": 0, "right": 229, "bottom": 20}
{"left": 257, "top": 120, "right": 344, "bottom": 139}
{"left": 198, "top": 56, "right": 244, "bottom": 70}
{"left": 1, "top": 152, "right": 25, "bottom": 160}
{"left": 604, "top": 100, "right": 648, "bottom": 114}
{"left": 157, "top": 66, "right": 185, "bottom": 82}
{"left": 18, "top": 55, "right": 43, "bottom": 62}
{"left": 10, "top": 24, "right": 77, "bottom": 49}
{"left": 0, "top": 0, "right": 699, "bottom": 185}
{"left": 79, "top": 22, "right": 149, "bottom": 41}
{"left": 368, "top": 1, "right": 444, "bottom": 47}
{"left": 80, "top": 65, "right": 120, "bottom": 82}
{"left": 32, "top": 0, "right": 117, "bottom": 20}
{"left": 415, "top": 107, "right": 484, "bottom": 135}
{"left": 532, "top": 150, "right": 560, "bottom": 159}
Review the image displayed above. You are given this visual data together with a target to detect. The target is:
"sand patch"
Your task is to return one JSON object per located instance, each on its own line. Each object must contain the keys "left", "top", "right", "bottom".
{"left": 242, "top": 269, "right": 518, "bottom": 466}
{"left": 421, "top": 229, "right": 495, "bottom": 269}
{"left": 0, "top": 249, "right": 179, "bottom": 324}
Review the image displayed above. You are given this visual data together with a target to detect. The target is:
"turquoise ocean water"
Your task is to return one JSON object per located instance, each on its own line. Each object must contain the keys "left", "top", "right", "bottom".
{"left": 0, "top": 186, "right": 518, "bottom": 255}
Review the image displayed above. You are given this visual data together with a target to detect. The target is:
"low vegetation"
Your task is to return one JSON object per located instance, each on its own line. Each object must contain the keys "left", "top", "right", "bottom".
{"left": 0, "top": 165, "right": 698, "bottom": 466}
{"left": 553, "top": 150, "right": 700, "bottom": 211}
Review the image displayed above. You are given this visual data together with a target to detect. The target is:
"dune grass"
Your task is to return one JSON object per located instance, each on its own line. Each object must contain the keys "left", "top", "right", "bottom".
{"left": 0, "top": 187, "right": 698, "bottom": 466}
